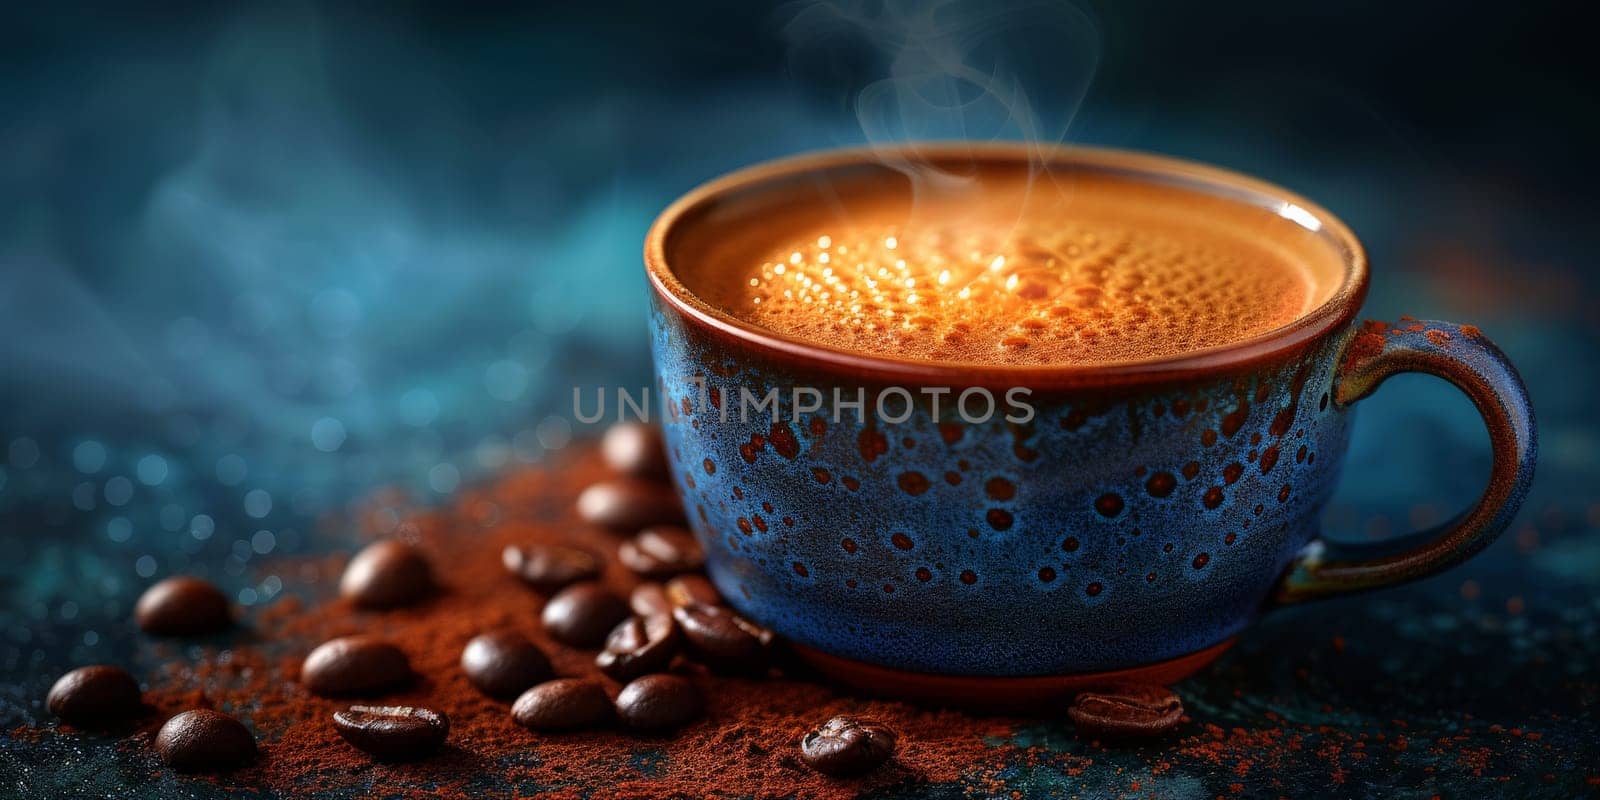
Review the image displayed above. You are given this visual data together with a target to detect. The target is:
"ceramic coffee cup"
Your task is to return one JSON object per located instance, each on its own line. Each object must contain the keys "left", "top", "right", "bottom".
{"left": 643, "top": 144, "right": 1535, "bottom": 708}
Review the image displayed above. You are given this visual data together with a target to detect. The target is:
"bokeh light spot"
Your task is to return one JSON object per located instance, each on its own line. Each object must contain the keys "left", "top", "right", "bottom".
{"left": 251, "top": 530, "right": 277, "bottom": 554}
{"left": 136, "top": 454, "right": 169, "bottom": 486}
{"left": 244, "top": 489, "right": 273, "bottom": 518}
{"left": 428, "top": 462, "right": 461, "bottom": 494}
{"left": 72, "top": 482, "right": 97, "bottom": 511}
{"left": 72, "top": 441, "right": 107, "bottom": 474}
{"left": 475, "top": 435, "right": 511, "bottom": 470}
{"left": 311, "top": 417, "right": 347, "bottom": 452}
{"left": 107, "top": 517, "right": 133, "bottom": 542}
{"left": 190, "top": 514, "right": 215, "bottom": 541}
{"left": 485, "top": 359, "right": 530, "bottom": 401}
{"left": 536, "top": 416, "right": 571, "bottom": 450}
{"left": 104, "top": 476, "right": 134, "bottom": 506}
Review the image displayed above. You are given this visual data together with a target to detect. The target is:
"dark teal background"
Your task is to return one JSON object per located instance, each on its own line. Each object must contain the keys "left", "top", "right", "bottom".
{"left": 2, "top": 1, "right": 1595, "bottom": 796}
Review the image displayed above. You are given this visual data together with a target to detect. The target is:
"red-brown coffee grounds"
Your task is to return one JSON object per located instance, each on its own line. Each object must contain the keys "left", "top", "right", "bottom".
{"left": 19, "top": 441, "right": 1575, "bottom": 796}
{"left": 115, "top": 445, "right": 1009, "bottom": 798}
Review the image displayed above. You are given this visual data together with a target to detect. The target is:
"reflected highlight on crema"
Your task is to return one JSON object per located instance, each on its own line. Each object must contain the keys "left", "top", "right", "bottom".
{"left": 715, "top": 172, "right": 1333, "bottom": 366}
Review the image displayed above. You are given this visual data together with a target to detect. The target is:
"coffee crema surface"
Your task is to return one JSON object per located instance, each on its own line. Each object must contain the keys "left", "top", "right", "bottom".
{"left": 682, "top": 169, "right": 1342, "bottom": 366}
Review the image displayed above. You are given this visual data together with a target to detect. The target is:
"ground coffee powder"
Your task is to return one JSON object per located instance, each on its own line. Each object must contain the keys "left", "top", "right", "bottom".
{"left": 122, "top": 444, "right": 1005, "bottom": 798}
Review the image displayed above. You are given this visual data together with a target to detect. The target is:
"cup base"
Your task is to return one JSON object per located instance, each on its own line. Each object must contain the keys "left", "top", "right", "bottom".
{"left": 791, "top": 637, "right": 1236, "bottom": 714}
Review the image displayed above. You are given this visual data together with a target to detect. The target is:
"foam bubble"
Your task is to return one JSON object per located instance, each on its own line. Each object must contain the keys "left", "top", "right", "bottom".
{"left": 729, "top": 192, "right": 1319, "bottom": 366}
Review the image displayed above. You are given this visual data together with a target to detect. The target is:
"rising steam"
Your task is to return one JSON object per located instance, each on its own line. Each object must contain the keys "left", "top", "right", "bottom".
{"left": 781, "top": 0, "right": 1101, "bottom": 181}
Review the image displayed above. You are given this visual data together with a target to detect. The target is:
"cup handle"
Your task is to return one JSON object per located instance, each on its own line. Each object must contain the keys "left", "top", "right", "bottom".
{"left": 1271, "top": 319, "right": 1537, "bottom": 605}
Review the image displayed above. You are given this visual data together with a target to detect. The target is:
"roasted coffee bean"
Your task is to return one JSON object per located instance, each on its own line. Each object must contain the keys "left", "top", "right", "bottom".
{"left": 601, "top": 422, "right": 669, "bottom": 479}
{"left": 155, "top": 709, "right": 257, "bottom": 773}
{"left": 595, "top": 613, "right": 680, "bottom": 682}
{"left": 502, "top": 543, "right": 602, "bottom": 593}
{"left": 46, "top": 665, "right": 142, "bottom": 726}
{"left": 615, "top": 673, "right": 701, "bottom": 732}
{"left": 301, "top": 635, "right": 413, "bottom": 696}
{"left": 664, "top": 574, "right": 721, "bottom": 608}
{"left": 617, "top": 526, "right": 704, "bottom": 579}
{"left": 332, "top": 705, "right": 449, "bottom": 762}
{"left": 541, "top": 582, "right": 630, "bottom": 648}
{"left": 134, "top": 576, "right": 231, "bottom": 635}
{"left": 576, "top": 478, "right": 683, "bottom": 532}
{"left": 510, "top": 678, "right": 612, "bottom": 732}
{"left": 340, "top": 540, "right": 432, "bottom": 609}
{"left": 673, "top": 602, "right": 773, "bottom": 674}
{"left": 460, "top": 630, "right": 553, "bottom": 698}
{"left": 800, "top": 715, "right": 898, "bottom": 777}
{"left": 629, "top": 583, "right": 673, "bottom": 617}
{"left": 1067, "top": 683, "right": 1184, "bottom": 739}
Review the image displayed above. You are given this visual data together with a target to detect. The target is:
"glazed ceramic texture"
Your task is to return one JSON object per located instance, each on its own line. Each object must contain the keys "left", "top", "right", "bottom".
{"left": 644, "top": 148, "right": 1535, "bottom": 685}
{"left": 649, "top": 298, "right": 1354, "bottom": 676}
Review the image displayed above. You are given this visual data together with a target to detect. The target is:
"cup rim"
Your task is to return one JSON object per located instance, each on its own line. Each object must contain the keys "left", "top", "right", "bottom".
{"left": 644, "top": 143, "right": 1368, "bottom": 389}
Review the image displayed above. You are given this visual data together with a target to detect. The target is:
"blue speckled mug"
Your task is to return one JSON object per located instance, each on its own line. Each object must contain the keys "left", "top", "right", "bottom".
{"left": 643, "top": 145, "right": 1536, "bottom": 708}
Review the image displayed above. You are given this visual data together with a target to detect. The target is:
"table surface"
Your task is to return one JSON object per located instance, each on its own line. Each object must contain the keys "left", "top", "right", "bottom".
{"left": 2, "top": 4, "right": 1597, "bottom": 797}
{"left": 3, "top": 428, "right": 1597, "bottom": 799}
